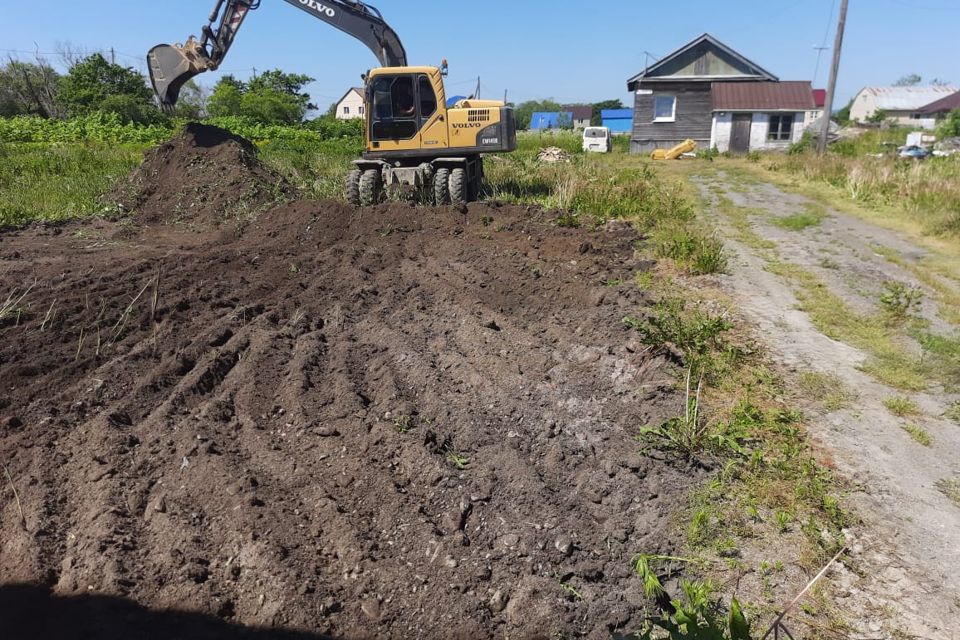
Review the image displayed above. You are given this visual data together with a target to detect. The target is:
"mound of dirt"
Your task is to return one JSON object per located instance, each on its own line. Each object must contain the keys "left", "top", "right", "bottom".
{"left": 0, "top": 201, "right": 692, "bottom": 638}
{"left": 108, "top": 123, "right": 294, "bottom": 227}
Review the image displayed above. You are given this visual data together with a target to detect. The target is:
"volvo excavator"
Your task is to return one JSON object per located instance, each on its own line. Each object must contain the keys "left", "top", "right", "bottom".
{"left": 147, "top": 0, "right": 516, "bottom": 206}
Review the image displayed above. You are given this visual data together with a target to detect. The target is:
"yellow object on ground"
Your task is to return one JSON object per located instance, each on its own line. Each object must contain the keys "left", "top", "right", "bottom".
{"left": 651, "top": 139, "right": 697, "bottom": 160}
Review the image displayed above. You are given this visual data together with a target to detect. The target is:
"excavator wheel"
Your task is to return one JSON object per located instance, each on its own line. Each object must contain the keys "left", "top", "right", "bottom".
{"left": 449, "top": 168, "right": 468, "bottom": 206}
{"left": 433, "top": 168, "right": 451, "bottom": 205}
{"left": 359, "top": 169, "right": 382, "bottom": 206}
{"left": 344, "top": 169, "right": 362, "bottom": 206}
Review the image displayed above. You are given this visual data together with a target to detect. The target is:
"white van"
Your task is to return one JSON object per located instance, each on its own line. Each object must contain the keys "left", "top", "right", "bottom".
{"left": 582, "top": 127, "right": 612, "bottom": 153}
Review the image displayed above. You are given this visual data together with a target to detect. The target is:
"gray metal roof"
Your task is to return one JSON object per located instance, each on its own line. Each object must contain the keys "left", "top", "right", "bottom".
{"left": 859, "top": 86, "right": 958, "bottom": 111}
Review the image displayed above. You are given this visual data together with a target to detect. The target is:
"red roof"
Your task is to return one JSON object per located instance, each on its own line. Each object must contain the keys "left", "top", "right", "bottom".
{"left": 917, "top": 90, "right": 960, "bottom": 115}
{"left": 812, "top": 89, "right": 826, "bottom": 108}
{"left": 712, "top": 81, "right": 816, "bottom": 111}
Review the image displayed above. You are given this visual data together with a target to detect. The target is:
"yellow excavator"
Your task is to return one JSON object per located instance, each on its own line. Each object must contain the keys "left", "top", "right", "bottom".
{"left": 147, "top": 0, "right": 516, "bottom": 206}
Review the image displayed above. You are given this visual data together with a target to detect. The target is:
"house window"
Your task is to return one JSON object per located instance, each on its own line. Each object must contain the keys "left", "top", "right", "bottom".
{"left": 359, "top": 105, "right": 364, "bottom": 115}
{"left": 654, "top": 96, "right": 676, "bottom": 122}
{"left": 343, "top": 106, "right": 350, "bottom": 115}
{"left": 767, "top": 114, "right": 794, "bottom": 141}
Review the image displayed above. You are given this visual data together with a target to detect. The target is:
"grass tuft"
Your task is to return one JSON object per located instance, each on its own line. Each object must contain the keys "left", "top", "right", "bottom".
{"left": 901, "top": 424, "right": 932, "bottom": 447}
{"left": 883, "top": 396, "right": 921, "bottom": 417}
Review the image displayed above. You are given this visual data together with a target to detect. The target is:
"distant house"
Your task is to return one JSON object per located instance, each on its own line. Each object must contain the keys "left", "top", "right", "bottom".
{"left": 335, "top": 87, "right": 365, "bottom": 120}
{"left": 849, "top": 86, "right": 958, "bottom": 129}
{"left": 625, "top": 33, "right": 812, "bottom": 153}
{"left": 563, "top": 106, "right": 594, "bottom": 129}
{"left": 601, "top": 109, "right": 633, "bottom": 133}
{"left": 916, "top": 91, "right": 960, "bottom": 123}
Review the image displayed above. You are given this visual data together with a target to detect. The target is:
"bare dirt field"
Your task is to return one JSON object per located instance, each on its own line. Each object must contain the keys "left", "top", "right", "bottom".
{"left": 0, "top": 126, "right": 695, "bottom": 639}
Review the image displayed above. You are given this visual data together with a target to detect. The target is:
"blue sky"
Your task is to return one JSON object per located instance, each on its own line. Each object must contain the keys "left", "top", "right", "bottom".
{"left": 2, "top": 0, "right": 958, "bottom": 111}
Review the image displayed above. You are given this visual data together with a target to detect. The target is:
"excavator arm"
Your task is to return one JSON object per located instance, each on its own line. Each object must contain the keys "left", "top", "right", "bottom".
{"left": 148, "top": 0, "right": 407, "bottom": 109}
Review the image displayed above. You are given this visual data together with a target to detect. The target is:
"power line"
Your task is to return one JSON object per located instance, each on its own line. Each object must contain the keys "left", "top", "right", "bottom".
{"left": 812, "top": 0, "right": 837, "bottom": 85}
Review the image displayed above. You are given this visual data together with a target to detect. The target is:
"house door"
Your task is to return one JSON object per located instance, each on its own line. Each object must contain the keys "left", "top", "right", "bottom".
{"left": 730, "top": 114, "right": 752, "bottom": 153}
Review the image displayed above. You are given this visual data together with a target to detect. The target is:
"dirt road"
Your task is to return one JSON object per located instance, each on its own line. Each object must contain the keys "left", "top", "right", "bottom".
{"left": 698, "top": 170, "right": 960, "bottom": 637}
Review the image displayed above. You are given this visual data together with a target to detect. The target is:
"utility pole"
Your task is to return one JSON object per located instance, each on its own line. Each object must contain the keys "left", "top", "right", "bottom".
{"left": 818, "top": 0, "right": 849, "bottom": 155}
{"left": 475, "top": 76, "right": 481, "bottom": 100}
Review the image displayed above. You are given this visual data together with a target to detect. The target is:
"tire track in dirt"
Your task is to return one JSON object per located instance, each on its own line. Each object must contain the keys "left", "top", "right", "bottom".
{"left": 2, "top": 170, "right": 700, "bottom": 638}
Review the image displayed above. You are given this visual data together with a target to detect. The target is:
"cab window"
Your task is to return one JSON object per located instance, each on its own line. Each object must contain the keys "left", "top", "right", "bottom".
{"left": 419, "top": 76, "right": 437, "bottom": 118}
{"left": 371, "top": 75, "right": 417, "bottom": 140}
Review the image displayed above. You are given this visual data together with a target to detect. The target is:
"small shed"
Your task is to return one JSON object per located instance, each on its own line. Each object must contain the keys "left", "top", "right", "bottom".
{"left": 601, "top": 109, "right": 633, "bottom": 133}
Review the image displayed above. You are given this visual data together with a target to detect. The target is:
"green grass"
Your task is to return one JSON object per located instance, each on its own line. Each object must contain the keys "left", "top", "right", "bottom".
{"left": 936, "top": 477, "right": 960, "bottom": 506}
{"left": 761, "top": 130, "right": 960, "bottom": 237}
{"left": 883, "top": 396, "right": 921, "bottom": 417}
{"left": 797, "top": 371, "right": 856, "bottom": 411}
{"left": 901, "top": 424, "right": 932, "bottom": 447}
{"left": 772, "top": 203, "right": 827, "bottom": 231}
{"left": 766, "top": 260, "right": 928, "bottom": 391}
{"left": 0, "top": 142, "right": 145, "bottom": 226}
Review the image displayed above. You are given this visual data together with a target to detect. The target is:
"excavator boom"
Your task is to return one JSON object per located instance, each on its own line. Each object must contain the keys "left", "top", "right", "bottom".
{"left": 148, "top": 0, "right": 407, "bottom": 109}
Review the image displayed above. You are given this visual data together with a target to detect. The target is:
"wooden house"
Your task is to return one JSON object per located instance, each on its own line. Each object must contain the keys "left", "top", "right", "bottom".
{"left": 626, "top": 34, "right": 811, "bottom": 153}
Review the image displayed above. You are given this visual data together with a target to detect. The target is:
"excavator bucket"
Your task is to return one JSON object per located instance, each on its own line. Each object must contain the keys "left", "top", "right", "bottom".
{"left": 147, "top": 41, "right": 210, "bottom": 110}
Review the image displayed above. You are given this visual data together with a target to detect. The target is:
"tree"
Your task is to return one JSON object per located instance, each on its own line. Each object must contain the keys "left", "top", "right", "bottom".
{"left": 936, "top": 108, "right": 960, "bottom": 138}
{"left": 867, "top": 108, "right": 888, "bottom": 124}
{"left": 57, "top": 53, "right": 158, "bottom": 123}
{"left": 894, "top": 74, "right": 922, "bottom": 87}
{"left": 206, "top": 70, "right": 315, "bottom": 124}
{"left": 591, "top": 99, "right": 625, "bottom": 126}
{"left": 929, "top": 78, "right": 951, "bottom": 86}
{"left": 173, "top": 80, "right": 208, "bottom": 119}
{"left": 513, "top": 99, "right": 562, "bottom": 130}
{"left": 0, "top": 59, "right": 61, "bottom": 118}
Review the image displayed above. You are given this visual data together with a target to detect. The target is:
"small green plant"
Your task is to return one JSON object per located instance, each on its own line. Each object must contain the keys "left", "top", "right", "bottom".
{"left": 554, "top": 574, "right": 583, "bottom": 601}
{"left": 393, "top": 414, "right": 415, "bottom": 433}
{"left": 901, "top": 424, "right": 932, "bottom": 446}
{"left": 623, "top": 299, "right": 733, "bottom": 377}
{"left": 448, "top": 453, "right": 469, "bottom": 470}
{"left": 637, "top": 578, "right": 753, "bottom": 640}
{"left": 879, "top": 281, "right": 923, "bottom": 324}
{"left": 883, "top": 396, "right": 920, "bottom": 417}
{"left": 936, "top": 477, "right": 960, "bottom": 506}
{"left": 774, "top": 510, "right": 793, "bottom": 533}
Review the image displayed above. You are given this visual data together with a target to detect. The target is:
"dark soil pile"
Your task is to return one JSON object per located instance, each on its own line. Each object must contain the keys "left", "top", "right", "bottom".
{"left": 107, "top": 123, "right": 294, "bottom": 226}
{"left": 1, "top": 143, "right": 695, "bottom": 639}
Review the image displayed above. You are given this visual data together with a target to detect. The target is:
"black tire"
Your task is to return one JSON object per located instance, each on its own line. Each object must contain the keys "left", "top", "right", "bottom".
{"left": 449, "top": 168, "right": 467, "bottom": 205}
{"left": 359, "top": 169, "right": 382, "bottom": 206}
{"left": 433, "top": 168, "right": 450, "bottom": 205}
{"left": 344, "top": 169, "right": 361, "bottom": 206}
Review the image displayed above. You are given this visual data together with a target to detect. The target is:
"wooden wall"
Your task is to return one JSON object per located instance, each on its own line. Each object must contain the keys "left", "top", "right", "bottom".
{"left": 630, "top": 82, "right": 713, "bottom": 153}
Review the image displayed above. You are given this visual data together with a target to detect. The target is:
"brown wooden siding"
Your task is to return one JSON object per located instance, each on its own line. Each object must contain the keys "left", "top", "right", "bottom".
{"left": 630, "top": 82, "right": 713, "bottom": 153}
